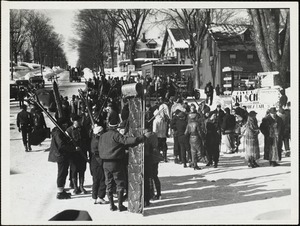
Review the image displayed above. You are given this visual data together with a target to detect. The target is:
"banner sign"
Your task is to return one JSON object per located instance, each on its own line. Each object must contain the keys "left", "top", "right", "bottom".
{"left": 232, "top": 88, "right": 281, "bottom": 110}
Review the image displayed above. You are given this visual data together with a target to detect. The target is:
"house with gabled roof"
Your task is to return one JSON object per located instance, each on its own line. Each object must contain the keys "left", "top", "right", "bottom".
{"left": 160, "top": 28, "right": 191, "bottom": 65}
{"left": 160, "top": 24, "right": 263, "bottom": 89}
{"left": 118, "top": 33, "right": 162, "bottom": 72}
{"left": 202, "top": 23, "right": 263, "bottom": 90}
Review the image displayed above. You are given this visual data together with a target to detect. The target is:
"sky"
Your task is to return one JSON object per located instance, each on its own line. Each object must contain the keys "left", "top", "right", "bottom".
{"left": 42, "top": 9, "right": 79, "bottom": 67}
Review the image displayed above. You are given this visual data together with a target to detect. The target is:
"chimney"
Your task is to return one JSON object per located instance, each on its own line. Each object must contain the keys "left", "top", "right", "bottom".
{"left": 142, "top": 33, "right": 147, "bottom": 42}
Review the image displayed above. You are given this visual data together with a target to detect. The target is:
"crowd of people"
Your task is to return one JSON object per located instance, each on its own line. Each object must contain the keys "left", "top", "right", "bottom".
{"left": 16, "top": 73, "right": 291, "bottom": 212}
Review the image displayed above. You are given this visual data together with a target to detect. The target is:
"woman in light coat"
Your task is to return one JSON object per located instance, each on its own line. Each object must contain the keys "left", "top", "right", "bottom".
{"left": 241, "top": 111, "right": 260, "bottom": 168}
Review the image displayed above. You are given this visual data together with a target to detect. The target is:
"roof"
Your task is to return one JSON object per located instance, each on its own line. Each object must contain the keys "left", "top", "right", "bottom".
{"left": 167, "top": 28, "right": 190, "bottom": 49}
{"left": 208, "top": 24, "right": 256, "bottom": 51}
{"left": 133, "top": 38, "right": 163, "bottom": 52}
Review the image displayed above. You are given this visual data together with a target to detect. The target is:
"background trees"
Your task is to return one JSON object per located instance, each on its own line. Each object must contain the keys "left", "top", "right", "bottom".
{"left": 106, "top": 9, "right": 152, "bottom": 66}
{"left": 248, "top": 9, "right": 290, "bottom": 88}
{"left": 9, "top": 9, "right": 67, "bottom": 68}
{"left": 75, "top": 9, "right": 109, "bottom": 74}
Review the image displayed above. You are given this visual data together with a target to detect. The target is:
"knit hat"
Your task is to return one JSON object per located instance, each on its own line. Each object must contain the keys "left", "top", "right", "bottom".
{"left": 269, "top": 107, "right": 277, "bottom": 114}
{"left": 108, "top": 116, "right": 119, "bottom": 128}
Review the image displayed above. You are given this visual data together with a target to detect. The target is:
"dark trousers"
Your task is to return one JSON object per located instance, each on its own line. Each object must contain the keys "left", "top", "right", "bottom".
{"left": 206, "top": 144, "right": 220, "bottom": 164}
{"left": 21, "top": 126, "right": 31, "bottom": 147}
{"left": 173, "top": 136, "right": 181, "bottom": 160}
{"left": 206, "top": 95, "right": 213, "bottom": 105}
{"left": 19, "top": 99, "right": 24, "bottom": 108}
{"left": 69, "top": 153, "right": 87, "bottom": 179}
{"left": 144, "top": 161, "right": 153, "bottom": 202}
{"left": 152, "top": 163, "right": 161, "bottom": 196}
{"left": 178, "top": 135, "right": 190, "bottom": 164}
{"left": 157, "top": 137, "right": 167, "bottom": 152}
{"left": 90, "top": 155, "right": 106, "bottom": 199}
{"left": 103, "top": 160, "right": 126, "bottom": 193}
{"left": 57, "top": 159, "right": 69, "bottom": 188}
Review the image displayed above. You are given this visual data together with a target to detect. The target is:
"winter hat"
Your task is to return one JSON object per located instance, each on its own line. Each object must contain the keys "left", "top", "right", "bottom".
{"left": 178, "top": 111, "right": 186, "bottom": 119}
{"left": 249, "top": 111, "right": 257, "bottom": 117}
{"left": 269, "top": 107, "right": 277, "bottom": 114}
{"left": 208, "top": 111, "right": 216, "bottom": 118}
{"left": 108, "top": 117, "right": 119, "bottom": 128}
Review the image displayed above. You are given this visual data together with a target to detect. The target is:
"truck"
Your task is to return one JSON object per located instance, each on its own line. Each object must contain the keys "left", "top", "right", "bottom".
{"left": 69, "top": 67, "right": 82, "bottom": 82}
{"left": 141, "top": 62, "right": 193, "bottom": 79}
{"left": 141, "top": 62, "right": 200, "bottom": 99}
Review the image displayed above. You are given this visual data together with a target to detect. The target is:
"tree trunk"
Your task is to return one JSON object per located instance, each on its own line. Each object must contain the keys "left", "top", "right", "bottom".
{"left": 279, "top": 11, "right": 290, "bottom": 88}
{"left": 14, "top": 52, "right": 18, "bottom": 65}
{"left": 249, "top": 9, "right": 273, "bottom": 72}
{"left": 110, "top": 46, "right": 115, "bottom": 72}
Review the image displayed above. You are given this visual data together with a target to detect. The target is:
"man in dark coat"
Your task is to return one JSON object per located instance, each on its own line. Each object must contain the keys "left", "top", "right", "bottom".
{"left": 90, "top": 125, "right": 108, "bottom": 204}
{"left": 17, "top": 104, "right": 33, "bottom": 152}
{"left": 212, "top": 104, "right": 225, "bottom": 134}
{"left": 48, "top": 118, "right": 72, "bottom": 199}
{"left": 17, "top": 86, "right": 26, "bottom": 108}
{"left": 205, "top": 112, "right": 221, "bottom": 167}
{"left": 260, "top": 107, "right": 284, "bottom": 166}
{"left": 144, "top": 127, "right": 159, "bottom": 207}
{"left": 204, "top": 82, "right": 214, "bottom": 106}
{"left": 174, "top": 111, "right": 190, "bottom": 168}
{"left": 66, "top": 115, "right": 88, "bottom": 195}
{"left": 221, "top": 108, "right": 236, "bottom": 154}
{"left": 98, "top": 118, "right": 144, "bottom": 211}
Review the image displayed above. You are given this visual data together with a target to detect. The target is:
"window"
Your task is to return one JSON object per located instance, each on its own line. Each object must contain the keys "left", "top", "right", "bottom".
{"left": 181, "top": 49, "right": 185, "bottom": 59}
{"left": 229, "top": 54, "right": 236, "bottom": 64}
{"left": 247, "top": 54, "right": 254, "bottom": 64}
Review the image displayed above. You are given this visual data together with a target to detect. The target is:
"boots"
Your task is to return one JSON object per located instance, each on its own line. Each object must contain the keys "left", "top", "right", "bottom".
{"left": 155, "top": 185, "right": 161, "bottom": 200}
{"left": 117, "top": 190, "right": 127, "bottom": 212}
{"left": 107, "top": 192, "right": 117, "bottom": 211}
{"left": 24, "top": 145, "right": 29, "bottom": 152}
{"left": 163, "top": 150, "right": 168, "bottom": 162}
{"left": 72, "top": 178, "right": 80, "bottom": 195}
{"left": 79, "top": 176, "right": 87, "bottom": 194}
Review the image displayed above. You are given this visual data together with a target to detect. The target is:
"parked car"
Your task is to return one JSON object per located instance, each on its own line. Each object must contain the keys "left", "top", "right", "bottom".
{"left": 10, "top": 83, "right": 19, "bottom": 100}
{"left": 29, "top": 76, "right": 45, "bottom": 88}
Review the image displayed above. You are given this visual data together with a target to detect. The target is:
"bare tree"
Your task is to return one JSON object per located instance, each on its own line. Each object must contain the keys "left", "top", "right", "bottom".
{"left": 106, "top": 9, "right": 151, "bottom": 66}
{"left": 160, "top": 9, "right": 211, "bottom": 88}
{"left": 75, "top": 9, "right": 109, "bottom": 74}
{"left": 10, "top": 9, "right": 27, "bottom": 64}
{"left": 248, "top": 9, "right": 290, "bottom": 87}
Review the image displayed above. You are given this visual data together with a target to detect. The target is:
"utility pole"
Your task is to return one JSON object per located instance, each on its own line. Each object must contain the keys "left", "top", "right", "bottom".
{"left": 10, "top": 31, "right": 14, "bottom": 80}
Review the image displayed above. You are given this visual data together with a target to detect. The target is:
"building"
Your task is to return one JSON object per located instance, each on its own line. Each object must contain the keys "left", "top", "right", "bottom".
{"left": 118, "top": 33, "right": 162, "bottom": 72}
{"left": 160, "top": 28, "right": 191, "bottom": 65}
{"left": 201, "top": 23, "right": 263, "bottom": 90}
{"left": 160, "top": 24, "right": 263, "bottom": 89}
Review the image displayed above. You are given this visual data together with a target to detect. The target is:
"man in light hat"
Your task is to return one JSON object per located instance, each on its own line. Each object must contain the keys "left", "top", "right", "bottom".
{"left": 259, "top": 107, "right": 284, "bottom": 166}
{"left": 99, "top": 117, "right": 144, "bottom": 211}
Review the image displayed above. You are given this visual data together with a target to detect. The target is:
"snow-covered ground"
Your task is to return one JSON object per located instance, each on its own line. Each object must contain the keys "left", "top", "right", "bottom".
{"left": 3, "top": 71, "right": 297, "bottom": 225}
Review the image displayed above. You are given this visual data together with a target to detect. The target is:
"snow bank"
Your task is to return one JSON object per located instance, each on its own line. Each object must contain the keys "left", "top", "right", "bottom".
{"left": 82, "top": 68, "right": 94, "bottom": 81}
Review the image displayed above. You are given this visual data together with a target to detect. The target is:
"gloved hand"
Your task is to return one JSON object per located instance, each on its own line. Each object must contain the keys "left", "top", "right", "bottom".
{"left": 136, "top": 135, "right": 145, "bottom": 144}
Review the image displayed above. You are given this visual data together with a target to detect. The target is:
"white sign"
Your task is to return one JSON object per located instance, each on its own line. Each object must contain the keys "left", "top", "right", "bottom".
{"left": 232, "top": 88, "right": 280, "bottom": 110}
{"left": 128, "top": 64, "right": 135, "bottom": 72}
